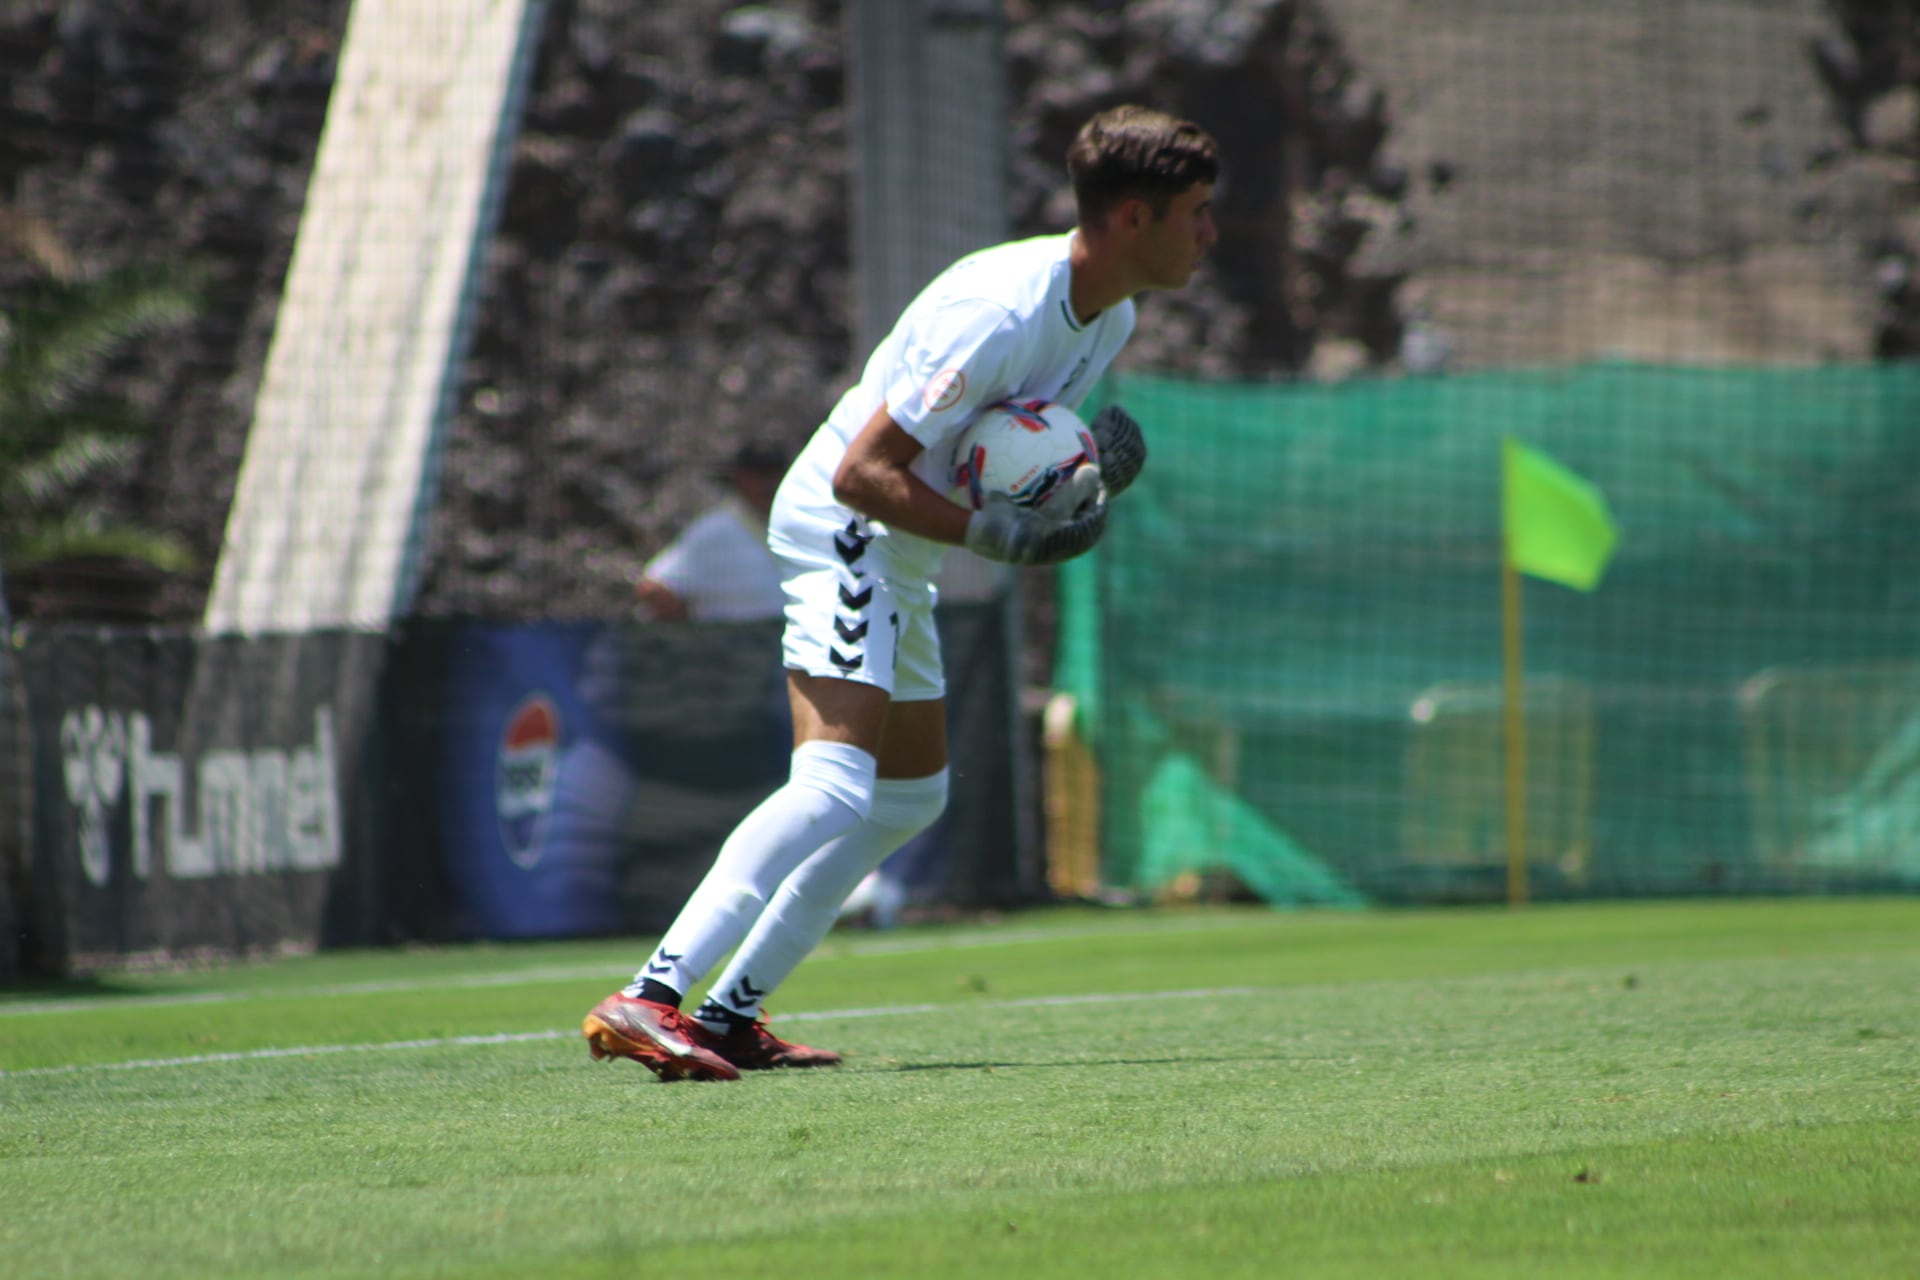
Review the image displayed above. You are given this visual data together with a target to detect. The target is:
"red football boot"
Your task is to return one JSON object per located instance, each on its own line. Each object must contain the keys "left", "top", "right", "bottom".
{"left": 582, "top": 993, "right": 741, "bottom": 1082}
{"left": 711, "top": 1017, "right": 844, "bottom": 1071}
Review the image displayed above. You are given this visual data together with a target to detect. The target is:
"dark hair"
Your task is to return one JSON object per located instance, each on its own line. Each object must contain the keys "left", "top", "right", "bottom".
{"left": 714, "top": 440, "right": 789, "bottom": 478}
{"left": 1067, "top": 105, "right": 1220, "bottom": 223}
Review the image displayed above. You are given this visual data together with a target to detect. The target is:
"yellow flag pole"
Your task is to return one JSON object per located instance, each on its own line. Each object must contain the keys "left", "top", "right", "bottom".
{"left": 1500, "top": 554, "right": 1529, "bottom": 907}
{"left": 1501, "top": 435, "right": 1619, "bottom": 907}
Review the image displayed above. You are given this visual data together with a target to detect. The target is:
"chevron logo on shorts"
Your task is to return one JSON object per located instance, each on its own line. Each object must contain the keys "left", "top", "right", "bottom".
{"left": 834, "top": 617, "right": 868, "bottom": 643}
{"left": 833, "top": 519, "right": 872, "bottom": 566}
{"left": 839, "top": 582, "right": 873, "bottom": 609}
{"left": 829, "top": 646, "right": 863, "bottom": 671}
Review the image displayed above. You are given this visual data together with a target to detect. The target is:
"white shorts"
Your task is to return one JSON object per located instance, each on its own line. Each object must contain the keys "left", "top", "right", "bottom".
{"left": 774, "top": 513, "right": 946, "bottom": 703}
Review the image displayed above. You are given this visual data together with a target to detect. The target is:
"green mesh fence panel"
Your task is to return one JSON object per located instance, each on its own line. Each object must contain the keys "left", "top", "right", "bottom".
{"left": 1059, "top": 361, "right": 1920, "bottom": 904}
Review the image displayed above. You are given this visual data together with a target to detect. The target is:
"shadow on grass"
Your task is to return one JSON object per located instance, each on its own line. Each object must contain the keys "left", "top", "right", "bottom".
{"left": 0, "top": 974, "right": 173, "bottom": 1005}
{"left": 883, "top": 1055, "right": 1287, "bottom": 1072}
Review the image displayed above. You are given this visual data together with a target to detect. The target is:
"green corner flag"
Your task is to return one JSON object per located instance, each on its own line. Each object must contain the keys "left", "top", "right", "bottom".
{"left": 1502, "top": 438, "right": 1618, "bottom": 592}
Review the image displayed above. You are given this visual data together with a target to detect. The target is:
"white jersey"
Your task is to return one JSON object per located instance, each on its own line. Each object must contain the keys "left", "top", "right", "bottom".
{"left": 642, "top": 494, "right": 784, "bottom": 621}
{"left": 771, "top": 232, "right": 1135, "bottom": 587}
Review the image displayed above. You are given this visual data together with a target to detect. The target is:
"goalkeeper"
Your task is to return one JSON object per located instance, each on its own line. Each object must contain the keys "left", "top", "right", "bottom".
{"left": 584, "top": 104, "right": 1220, "bottom": 1081}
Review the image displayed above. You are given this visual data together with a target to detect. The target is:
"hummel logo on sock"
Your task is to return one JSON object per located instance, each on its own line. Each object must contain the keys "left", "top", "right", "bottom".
{"left": 694, "top": 999, "right": 750, "bottom": 1036}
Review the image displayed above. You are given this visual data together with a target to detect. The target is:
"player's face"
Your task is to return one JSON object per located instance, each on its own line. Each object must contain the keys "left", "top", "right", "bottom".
{"left": 1136, "top": 182, "right": 1216, "bottom": 289}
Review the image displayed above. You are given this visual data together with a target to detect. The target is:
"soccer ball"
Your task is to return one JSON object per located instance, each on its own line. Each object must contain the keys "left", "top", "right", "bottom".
{"left": 947, "top": 400, "right": 1100, "bottom": 513}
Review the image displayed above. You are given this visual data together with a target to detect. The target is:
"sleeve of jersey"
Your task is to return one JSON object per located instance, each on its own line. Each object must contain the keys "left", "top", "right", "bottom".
{"left": 883, "top": 300, "right": 1022, "bottom": 450}
{"left": 642, "top": 510, "right": 723, "bottom": 594}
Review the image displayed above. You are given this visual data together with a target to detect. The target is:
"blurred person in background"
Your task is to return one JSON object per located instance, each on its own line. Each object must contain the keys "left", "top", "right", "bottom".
{"left": 584, "top": 104, "right": 1219, "bottom": 1082}
{"left": 634, "top": 440, "right": 789, "bottom": 622}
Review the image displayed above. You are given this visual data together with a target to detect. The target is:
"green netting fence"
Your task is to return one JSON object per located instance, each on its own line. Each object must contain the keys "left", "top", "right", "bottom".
{"left": 1057, "top": 361, "right": 1920, "bottom": 905}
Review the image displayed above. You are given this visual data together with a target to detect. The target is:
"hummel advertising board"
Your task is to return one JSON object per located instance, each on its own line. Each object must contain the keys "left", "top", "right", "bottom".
{"left": 16, "top": 630, "right": 385, "bottom": 973}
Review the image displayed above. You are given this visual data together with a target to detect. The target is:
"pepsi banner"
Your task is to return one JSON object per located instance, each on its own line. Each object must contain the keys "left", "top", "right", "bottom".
{"left": 381, "top": 619, "right": 790, "bottom": 939}
{"left": 382, "top": 603, "right": 1024, "bottom": 941}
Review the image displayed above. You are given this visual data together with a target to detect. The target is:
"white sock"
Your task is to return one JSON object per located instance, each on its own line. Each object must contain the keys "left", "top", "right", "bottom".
{"left": 627, "top": 741, "right": 876, "bottom": 998}
{"left": 696, "top": 770, "right": 948, "bottom": 1031}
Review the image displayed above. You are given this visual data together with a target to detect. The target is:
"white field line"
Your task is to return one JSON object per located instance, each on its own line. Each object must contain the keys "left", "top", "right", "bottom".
{"left": 0, "top": 987, "right": 1259, "bottom": 1081}
{"left": 0, "top": 912, "right": 1274, "bottom": 1019}
{"left": 0, "top": 964, "right": 649, "bottom": 1018}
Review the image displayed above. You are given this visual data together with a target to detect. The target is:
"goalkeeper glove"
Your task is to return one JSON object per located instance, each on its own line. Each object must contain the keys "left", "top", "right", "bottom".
{"left": 963, "top": 465, "right": 1109, "bottom": 566}
{"left": 1089, "top": 404, "right": 1146, "bottom": 497}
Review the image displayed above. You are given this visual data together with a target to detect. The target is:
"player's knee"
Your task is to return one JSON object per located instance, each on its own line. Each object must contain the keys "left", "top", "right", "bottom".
{"left": 789, "top": 739, "right": 878, "bottom": 824}
{"left": 869, "top": 768, "right": 949, "bottom": 835}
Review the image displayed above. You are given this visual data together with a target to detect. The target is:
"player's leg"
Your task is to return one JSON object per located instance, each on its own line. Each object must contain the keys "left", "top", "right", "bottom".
{"left": 583, "top": 677, "right": 887, "bottom": 1080}
{"left": 692, "top": 609, "right": 951, "bottom": 1069}
{"left": 633, "top": 672, "right": 885, "bottom": 992}
{"left": 584, "top": 549, "right": 898, "bottom": 1079}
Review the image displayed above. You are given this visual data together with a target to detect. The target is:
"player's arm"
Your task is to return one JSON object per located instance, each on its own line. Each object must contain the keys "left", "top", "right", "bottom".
{"left": 834, "top": 403, "right": 1108, "bottom": 566}
{"left": 833, "top": 404, "right": 973, "bottom": 545}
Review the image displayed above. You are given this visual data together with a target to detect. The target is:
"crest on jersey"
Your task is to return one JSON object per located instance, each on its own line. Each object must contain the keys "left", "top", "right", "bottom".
{"left": 923, "top": 369, "right": 967, "bottom": 412}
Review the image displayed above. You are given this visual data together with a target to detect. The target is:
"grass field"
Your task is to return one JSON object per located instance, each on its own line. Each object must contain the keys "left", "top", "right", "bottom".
{"left": 3, "top": 898, "right": 1917, "bottom": 1278}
